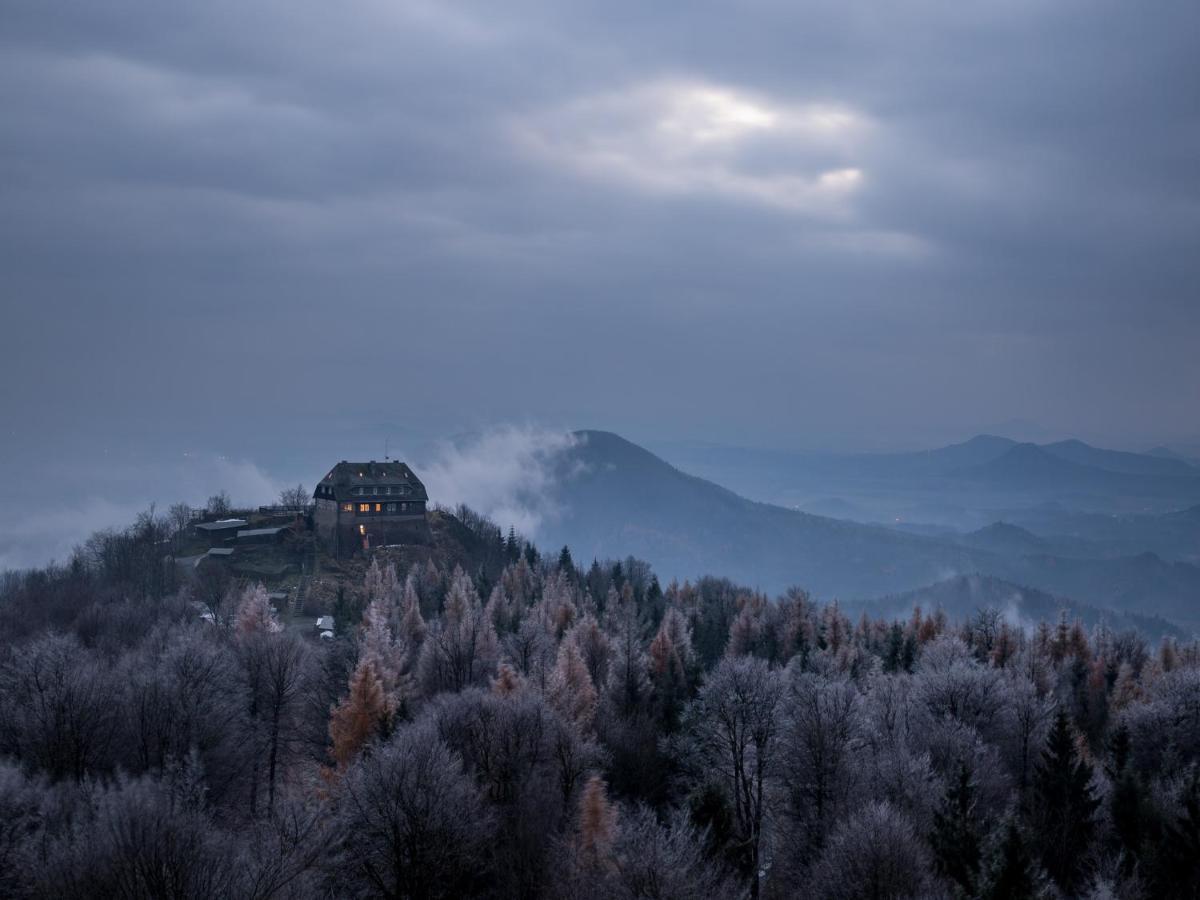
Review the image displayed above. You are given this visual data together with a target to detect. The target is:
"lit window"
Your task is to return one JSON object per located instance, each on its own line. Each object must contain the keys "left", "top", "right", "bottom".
{"left": 341, "top": 503, "right": 353, "bottom": 513}
{"left": 359, "top": 503, "right": 370, "bottom": 513}
{"left": 374, "top": 503, "right": 382, "bottom": 512}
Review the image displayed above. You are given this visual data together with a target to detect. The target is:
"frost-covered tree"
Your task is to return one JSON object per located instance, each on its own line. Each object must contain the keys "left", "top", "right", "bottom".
{"left": 333, "top": 721, "right": 492, "bottom": 898}
{"left": 680, "top": 656, "right": 783, "bottom": 898}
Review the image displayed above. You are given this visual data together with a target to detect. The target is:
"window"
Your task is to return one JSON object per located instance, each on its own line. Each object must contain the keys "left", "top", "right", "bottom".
{"left": 401, "top": 502, "right": 408, "bottom": 512}
{"left": 374, "top": 503, "right": 382, "bottom": 512}
{"left": 386, "top": 502, "right": 396, "bottom": 513}
{"left": 359, "top": 503, "right": 370, "bottom": 513}
{"left": 341, "top": 503, "right": 353, "bottom": 513}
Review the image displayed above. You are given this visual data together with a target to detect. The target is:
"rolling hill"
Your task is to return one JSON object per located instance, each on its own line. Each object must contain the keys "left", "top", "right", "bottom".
{"left": 537, "top": 431, "right": 1200, "bottom": 633}
{"left": 857, "top": 574, "right": 1185, "bottom": 642}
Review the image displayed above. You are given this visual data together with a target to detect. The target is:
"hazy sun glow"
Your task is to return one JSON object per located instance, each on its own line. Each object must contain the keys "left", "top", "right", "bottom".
{"left": 515, "top": 78, "right": 869, "bottom": 213}
{"left": 657, "top": 87, "right": 779, "bottom": 143}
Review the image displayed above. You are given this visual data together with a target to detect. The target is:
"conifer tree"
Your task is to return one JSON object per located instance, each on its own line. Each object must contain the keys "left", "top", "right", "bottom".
{"left": 1032, "top": 709, "right": 1099, "bottom": 893}
{"left": 490, "top": 662, "right": 523, "bottom": 696}
{"left": 577, "top": 774, "right": 618, "bottom": 867}
{"left": 549, "top": 638, "right": 598, "bottom": 732}
{"left": 235, "top": 583, "right": 281, "bottom": 635}
{"left": 977, "top": 816, "right": 1041, "bottom": 900}
{"left": 558, "top": 545, "right": 575, "bottom": 578}
{"left": 523, "top": 542, "right": 540, "bottom": 569}
{"left": 328, "top": 656, "right": 392, "bottom": 769}
{"left": 1106, "top": 722, "right": 1144, "bottom": 870}
{"left": 929, "top": 761, "right": 981, "bottom": 897}
{"left": 1152, "top": 767, "right": 1200, "bottom": 900}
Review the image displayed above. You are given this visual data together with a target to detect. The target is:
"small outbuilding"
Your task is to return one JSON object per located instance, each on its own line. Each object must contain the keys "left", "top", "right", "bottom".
{"left": 194, "top": 518, "right": 247, "bottom": 547}
{"left": 236, "top": 525, "right": 291, "bottom": 545}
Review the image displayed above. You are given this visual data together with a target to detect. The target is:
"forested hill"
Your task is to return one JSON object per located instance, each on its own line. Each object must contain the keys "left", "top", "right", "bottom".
{"left": 544, "top": 429, "right": 986, "bottom": 595}
{"left": 538, "top": 431, "right": 1200, "bottom": 632}
{"left": 0, "top": 503, "right": 1198, "bottom": 898}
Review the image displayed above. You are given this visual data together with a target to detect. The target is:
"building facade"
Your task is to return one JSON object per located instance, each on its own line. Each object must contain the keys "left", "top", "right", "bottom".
{"left": 313, "top": 460, "right": 430, "bottom": 556}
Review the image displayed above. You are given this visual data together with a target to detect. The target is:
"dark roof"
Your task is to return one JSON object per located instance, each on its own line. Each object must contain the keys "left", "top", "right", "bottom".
{"left": 195, "top": 518, "right": 248, "bottom": 532}
{"left": 315, "top": 460, "right": 429, "bottom": 503}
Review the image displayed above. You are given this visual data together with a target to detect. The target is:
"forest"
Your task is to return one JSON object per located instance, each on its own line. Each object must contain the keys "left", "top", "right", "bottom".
{"left": 0, "top": 506, "right": 1198, "bottom": 900}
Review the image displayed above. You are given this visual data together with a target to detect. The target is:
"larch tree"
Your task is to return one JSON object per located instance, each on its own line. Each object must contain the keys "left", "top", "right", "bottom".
{"left": 549, "top": 637, "right": 598, "bottom": 733}
{"left": 577, "top": 774, "right": 618, "bottom": 867}
{"left": 236, "top": 583, "right": 282, "bottom": 636}
{"left": 328, "top": 656, "right": 392, "bottom": 770}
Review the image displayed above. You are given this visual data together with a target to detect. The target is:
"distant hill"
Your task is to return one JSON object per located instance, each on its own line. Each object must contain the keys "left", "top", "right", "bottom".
{"left": 957, "top": 442, "right": 1200, "bottom": 501}
{"left": 959, "top": 443, "right": 1101, "bottom": 488}
{"left": 1006, "top": 504, "right": 1200, "bottom": 564}
{"left": 857, "top": 574, "right": 1185, "bottom": 642}
{"left": 654, "top": 432, "right": 1200, "bottom": 524}
{"left": 538, "top": 432, "right": 1200, "bottom": 632}
{"left": 543, "top": 431, "right": 985, "bottom": 597}
{"left": 1042, "top": 438, "right": 1195, "bottom": 476}
{"left": 994, "top": 551, "right": 1200, "bottom": 632}
{"left": 960, "top": 522, "right": 1048, "bottom": 555}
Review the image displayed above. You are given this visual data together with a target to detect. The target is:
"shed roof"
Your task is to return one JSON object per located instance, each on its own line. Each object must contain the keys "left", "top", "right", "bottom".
{"left": 237, "top": 526, "right": 290, "bottom": 538}
{"left": 195, "top": 518, "right": 248, "bottom": 532}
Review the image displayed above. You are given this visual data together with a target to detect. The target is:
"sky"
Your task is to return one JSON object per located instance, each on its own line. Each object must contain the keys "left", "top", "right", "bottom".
{"left": 2, "top": 1, "right": 1200, "bottom": 564}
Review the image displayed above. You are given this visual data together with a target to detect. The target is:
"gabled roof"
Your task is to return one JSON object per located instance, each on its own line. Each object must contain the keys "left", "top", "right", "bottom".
{"left": 315, "top": 460, "right": 429, "bottom": 503}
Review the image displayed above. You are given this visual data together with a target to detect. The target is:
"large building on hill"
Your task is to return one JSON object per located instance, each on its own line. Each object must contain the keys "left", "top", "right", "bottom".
{"left": 313, "top": 460, "right": 429, "bottom": 556}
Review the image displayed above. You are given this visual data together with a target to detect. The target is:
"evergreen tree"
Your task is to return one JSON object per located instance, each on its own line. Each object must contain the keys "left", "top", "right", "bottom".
{"left": 505, "top": 526, "right": 520, "bottom": 562}
{"left": 523, "top": 542, "right": 540, "bottom": 569}
{"left": 1153, "top": 767, "right": 1200, "bottom": 900}
{"left": 883, "top": 622, "right": 905, "bottom": 673}
{"left": 558, "top": 545, "right": 574, "bottom": 577}
{"left": 930, "top": 761, "right": 981, "bottom": 897}
{"left": 977, "top": 816, "right": 1041, "bottom": 900}
{"left": 1106, "top": 722, "right": 1144, "bottom": 871}
{"left": 1032, "top": 709, "right": 1099, "bottom": 893}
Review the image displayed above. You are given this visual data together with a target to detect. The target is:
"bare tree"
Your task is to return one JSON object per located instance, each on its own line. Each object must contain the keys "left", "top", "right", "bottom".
{"left": 777, "top": 671, "right": 864, "bottom": 867}
{"left": 207, "top": 491, "right": 232, "bottom": 517}
{"left": 806, "top": 802, "right": 934, "bottom": 900}
{"left": 680, "top": 655, "right": 784, "bottom": 899}
{"left": 333, "top": 721, "right": 493, "bottom": 898}
{"left": 0, "top": 634, "right": 120, "bottom": 781}
{"left": 279, "top": 484, "right": 309, "bottom": 510}
{"left": 168, "top": 502, "right": 193, "bottom": 551}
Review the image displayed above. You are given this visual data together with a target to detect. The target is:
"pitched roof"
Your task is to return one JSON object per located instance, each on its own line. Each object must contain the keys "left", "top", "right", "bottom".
{"left": 315, "top": 460, "right": 429, "bottom": 503}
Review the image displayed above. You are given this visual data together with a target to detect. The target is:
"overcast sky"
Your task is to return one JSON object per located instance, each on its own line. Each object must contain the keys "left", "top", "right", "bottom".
{"left": 3, "top": 0, "right": 1199, "bottom": 471}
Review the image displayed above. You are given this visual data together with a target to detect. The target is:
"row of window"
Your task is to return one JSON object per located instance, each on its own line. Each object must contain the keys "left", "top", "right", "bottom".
{"left": 351, "top": 485, "right": 413, "bottom": 497}
{"left": 340, "top": 501, "right": 419, "bottom": 515}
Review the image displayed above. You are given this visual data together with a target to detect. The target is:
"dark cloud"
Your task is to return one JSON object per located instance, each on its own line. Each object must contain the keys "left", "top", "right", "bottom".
{"left": 2, "top": 0, "right": 1198, "bottom": 476}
